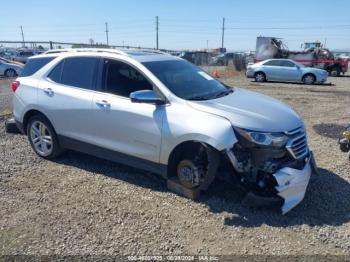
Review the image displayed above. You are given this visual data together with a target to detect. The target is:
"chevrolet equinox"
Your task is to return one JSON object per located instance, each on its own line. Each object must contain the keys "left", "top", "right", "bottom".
{"left": 12, "top": 48, "right": 317, "bottom": 214}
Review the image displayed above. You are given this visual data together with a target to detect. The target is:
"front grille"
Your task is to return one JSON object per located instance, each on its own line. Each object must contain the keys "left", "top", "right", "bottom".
{"left": 285, "top": 127, "right": 309, "bottom": 159}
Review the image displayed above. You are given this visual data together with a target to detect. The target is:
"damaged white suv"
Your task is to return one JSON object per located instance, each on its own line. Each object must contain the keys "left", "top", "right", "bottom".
{"left": 12, "top": 48, "right": 317, "bottom": 214}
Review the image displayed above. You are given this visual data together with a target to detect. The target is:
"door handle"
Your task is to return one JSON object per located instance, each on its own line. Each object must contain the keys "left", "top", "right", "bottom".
{"left": 96, "top": 100, "right": 111, "bottom": 108}
{"left": 44, "top": 87, "right": 54, "bottom": 96}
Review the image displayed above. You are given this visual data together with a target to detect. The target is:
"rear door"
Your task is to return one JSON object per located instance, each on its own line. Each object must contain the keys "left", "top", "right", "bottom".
{"left": 278, "top": 60, "right": 302, "bottom": 81}
{"left": 37, "top": 56, "right": 100, "bottom": 142}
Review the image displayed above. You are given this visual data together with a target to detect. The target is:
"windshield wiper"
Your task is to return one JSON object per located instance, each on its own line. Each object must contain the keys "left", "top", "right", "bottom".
{"left": 214, "top": 89, "right": 234, "bottom": 98}
{"left": 187, "top": 95, "right": 210, "bottom": 101}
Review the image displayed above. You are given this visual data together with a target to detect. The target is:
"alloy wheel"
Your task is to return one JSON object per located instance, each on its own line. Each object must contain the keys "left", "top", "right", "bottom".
{"left": 29, "top": 120, "right": 53, "bottom": 157}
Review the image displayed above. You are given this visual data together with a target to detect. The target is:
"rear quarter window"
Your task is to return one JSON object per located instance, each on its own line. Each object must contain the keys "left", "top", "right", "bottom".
{"left": 20, "top": 57, "right": 56, "bottom": 77}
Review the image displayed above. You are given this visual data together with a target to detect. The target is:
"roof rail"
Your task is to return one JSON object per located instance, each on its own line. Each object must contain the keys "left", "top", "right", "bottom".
{"left": 44, "top": 48, "right": 128, "bottom": 56}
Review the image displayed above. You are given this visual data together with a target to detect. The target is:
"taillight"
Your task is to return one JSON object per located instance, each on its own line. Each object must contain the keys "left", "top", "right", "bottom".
{"left": 11, "top": 81, "right": 20, "bottom": 92}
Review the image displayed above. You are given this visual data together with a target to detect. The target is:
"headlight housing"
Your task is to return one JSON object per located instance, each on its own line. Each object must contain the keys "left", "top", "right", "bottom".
{"left": 235, "top": 127, "right": 288, "bottom": 148}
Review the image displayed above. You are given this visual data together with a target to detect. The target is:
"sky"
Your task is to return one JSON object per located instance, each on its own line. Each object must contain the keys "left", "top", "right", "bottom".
{"left": 1, "top": 0, "right": 350, "bottom": 51}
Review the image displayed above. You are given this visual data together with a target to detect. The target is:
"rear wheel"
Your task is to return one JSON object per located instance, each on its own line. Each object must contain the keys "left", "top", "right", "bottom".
{"left": 5, "top": 69, "right": 17, "bottom": 78}
{"left": 27, "top": 115, "right": 63, "bottom": 159}
{"left": 302, "top": 74, "right": 315, "bottom": 85}
{"left": 255, "top": 72, "right": 266, "bottom": 82}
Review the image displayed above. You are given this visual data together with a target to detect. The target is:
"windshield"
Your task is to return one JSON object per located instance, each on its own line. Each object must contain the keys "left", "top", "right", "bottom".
{"left": 142, "top": 60, "right": 231, "bottom": 100}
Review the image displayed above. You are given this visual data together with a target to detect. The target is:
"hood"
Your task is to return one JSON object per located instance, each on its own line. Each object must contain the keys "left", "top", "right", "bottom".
{"left": 302, "top": 67, "right": 327, "bottom": 74}
{"left": 188, "top": 88, "right": 303, "bottom": 132}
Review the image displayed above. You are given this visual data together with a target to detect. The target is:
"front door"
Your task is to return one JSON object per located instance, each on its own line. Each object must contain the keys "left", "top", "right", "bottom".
{"left": 91, "top": 59, "right": 164, "bottom": 163}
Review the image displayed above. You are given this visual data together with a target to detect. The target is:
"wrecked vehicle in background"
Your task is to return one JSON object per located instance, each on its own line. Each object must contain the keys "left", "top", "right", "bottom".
{"left": 339, "top": 123, "right": 350, "bottom": 159}
{"left": 179, "top": 51, "right": 213, "bottom": 66}
{"left": 210, "top": 52, "right": 247, "bottom": 71}
{"left": 10, "top": 48, "right": 317, "bottom": 214}
{"left": 255, "top": 36, "right": 348, "bottom": 76}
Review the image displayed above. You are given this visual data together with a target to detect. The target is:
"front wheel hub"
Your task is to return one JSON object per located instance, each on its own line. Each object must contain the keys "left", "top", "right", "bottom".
{"left": 177, "top": 160, "right": 200, "bottom": 189}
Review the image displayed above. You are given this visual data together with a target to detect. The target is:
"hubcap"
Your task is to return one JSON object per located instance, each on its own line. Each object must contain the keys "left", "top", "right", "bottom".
{"left": 304, "top": 75, "right": 314, "bottom": 84}
{"left": 30, "top": 121, "right": 53, "bottom": 156}
{"left": 256, "top": 73, "right": 264, "bottom": 82}
{"left": 7, "top": 70, "right": 15, "bottom": 77}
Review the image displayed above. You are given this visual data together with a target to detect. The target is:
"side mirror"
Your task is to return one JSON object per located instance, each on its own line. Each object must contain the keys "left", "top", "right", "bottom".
{"left": 130, "top": 90, "right": 165, "bottom": 105}
{"left": 296, "top": 65, "right": 300, "bottom": 70}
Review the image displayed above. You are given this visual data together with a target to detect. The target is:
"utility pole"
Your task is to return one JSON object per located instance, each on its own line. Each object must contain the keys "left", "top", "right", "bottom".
{"left": 156, "top": 16, "right": 159, "bottom": 49}
{"left": 221, "top": 17, "right": 225, "bottom": 50}
{"left": 105, "top": 22, "right": 109, "bottom": 46}
{"left": 20, "top": 26, "right": 25, "bottom": 47}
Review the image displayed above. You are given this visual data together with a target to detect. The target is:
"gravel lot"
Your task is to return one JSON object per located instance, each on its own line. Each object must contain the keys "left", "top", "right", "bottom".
{"left": 1, "top": 72, "right": 350, "bottom": 256}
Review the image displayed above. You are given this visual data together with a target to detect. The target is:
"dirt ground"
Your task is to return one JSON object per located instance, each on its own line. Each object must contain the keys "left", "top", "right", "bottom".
{"left": 0, "top": 71, "right": 350, "bottom": 257}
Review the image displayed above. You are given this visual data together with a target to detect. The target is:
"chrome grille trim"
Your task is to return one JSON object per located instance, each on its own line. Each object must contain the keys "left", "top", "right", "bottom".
{"left": 285, "top": 127, "right": 309, "bottom": 159}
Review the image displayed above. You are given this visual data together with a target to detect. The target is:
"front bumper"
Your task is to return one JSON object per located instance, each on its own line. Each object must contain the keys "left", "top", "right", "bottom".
{"left": 273, "top": 152, "right": 314, "bottom": 214}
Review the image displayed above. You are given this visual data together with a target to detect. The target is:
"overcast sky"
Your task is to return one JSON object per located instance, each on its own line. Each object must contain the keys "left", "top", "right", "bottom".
{"left": 1, "top": 0, "right": 349, "bottom": 51}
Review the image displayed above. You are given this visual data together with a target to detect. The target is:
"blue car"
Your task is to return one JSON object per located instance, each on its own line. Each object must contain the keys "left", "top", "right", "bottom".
{"left": 246, "top": 59, "right": 328, "bottom": 84}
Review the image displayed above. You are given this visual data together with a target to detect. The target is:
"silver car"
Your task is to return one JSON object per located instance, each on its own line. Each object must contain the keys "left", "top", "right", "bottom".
{"left": 11, "top": 49, "right": 317, "bottom": 214}
{"left": 0, "top": 58, "right": 23, "bottom": 77}
{"left": 246, "top": 59, "right": 328, "bottom": 84}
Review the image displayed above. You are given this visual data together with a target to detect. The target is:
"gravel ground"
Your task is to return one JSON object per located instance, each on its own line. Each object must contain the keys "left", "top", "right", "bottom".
{"left": 0, "top": 72, "right": 350, "bottom": 256}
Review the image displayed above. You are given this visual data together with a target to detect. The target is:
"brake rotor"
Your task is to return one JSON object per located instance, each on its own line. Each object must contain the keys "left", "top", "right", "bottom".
{"left": 177, "top": 159, "right": 200, "bottom": 189}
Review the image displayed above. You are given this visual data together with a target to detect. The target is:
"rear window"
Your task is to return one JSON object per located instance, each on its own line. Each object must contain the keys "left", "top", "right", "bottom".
{"left": 19, "top": 51, "right": 34, "bottom": 56}
{"left": 20, "top": 57, "right": 56, "bottom": 77}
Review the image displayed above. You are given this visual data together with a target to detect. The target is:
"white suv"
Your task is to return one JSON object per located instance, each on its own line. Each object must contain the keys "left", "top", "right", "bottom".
{"left": 11, "top": 48, "right": 317, "bottom": 214}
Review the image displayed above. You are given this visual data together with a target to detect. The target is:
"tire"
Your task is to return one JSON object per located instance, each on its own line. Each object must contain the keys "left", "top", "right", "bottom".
{"left": 302, "top": 74, "right": 315, "bottom": 85}
{"left": 330, "top": 70, "right": 338, "bottom": 77}
{"left": 5, "top": 69, "right": 17, "bottom": 78}
{"left": 5, "top": 118, "right": 21, "bottom": 134}
{"left": 26, "top": 114, "right": 63, "bottom": 159}
{"left": 255, "top": 72, "right": 266, "bottom": 82}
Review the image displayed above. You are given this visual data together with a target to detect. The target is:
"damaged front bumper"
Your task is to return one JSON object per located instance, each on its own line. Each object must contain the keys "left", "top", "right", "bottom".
{"left": 227, "top": 147, "right": 316, "bottom": 214}
{"left": 273, "top": 151, "right": 315, "bottom": 214}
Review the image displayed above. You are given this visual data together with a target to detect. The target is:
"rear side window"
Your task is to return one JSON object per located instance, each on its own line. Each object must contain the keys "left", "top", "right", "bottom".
{"left": 54, "top": 57, "right": 98, "bottom": 89}
{"left": 280, "top": 60, "right": 295, "bottom": 67}
{"left": 20, "top": 57, "right": 56, "bottom": 77}
{"left": 19, "top": 51, "right": 34, "bottom": 56}
{"left": 47, "top": 61, "right": 63, "bottom": 82}
{"left": 264, "top": 60, "right": 281, "bottom": 66}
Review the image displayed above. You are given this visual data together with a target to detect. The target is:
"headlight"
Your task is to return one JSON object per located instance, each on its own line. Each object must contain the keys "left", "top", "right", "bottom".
{"left": 235, "top": 127, "right": 288, "bottom": 148}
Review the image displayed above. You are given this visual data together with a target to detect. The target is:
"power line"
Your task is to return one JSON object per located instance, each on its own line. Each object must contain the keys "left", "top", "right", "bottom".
{"left": 225, "top": 24, "right": 350, "bottom": 30}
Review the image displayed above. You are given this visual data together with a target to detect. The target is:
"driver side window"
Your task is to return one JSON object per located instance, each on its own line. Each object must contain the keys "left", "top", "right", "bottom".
{"left": 102, "top": 59, "right": 153, "bottom": 97}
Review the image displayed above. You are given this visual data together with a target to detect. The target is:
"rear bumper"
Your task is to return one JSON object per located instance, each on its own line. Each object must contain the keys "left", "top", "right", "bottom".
{"left": 273, "top": 152, "right": 314, "bottom": 214}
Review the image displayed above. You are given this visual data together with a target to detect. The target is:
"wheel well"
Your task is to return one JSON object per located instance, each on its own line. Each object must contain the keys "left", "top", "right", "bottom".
{"left": 254, "top": 71, "right": 265, "bottom": 77}
{"left": 22, "top": 110, "right": 49, "bottom": 134}
{"left": 5, "top": 68, "right": 15, "bottom": 74}
{"left": 167, "top": 141, "right": 218, "bottom": 177}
